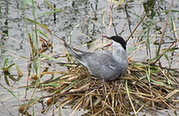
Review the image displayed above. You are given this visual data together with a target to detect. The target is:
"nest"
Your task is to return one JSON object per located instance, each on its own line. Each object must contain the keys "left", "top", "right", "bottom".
{"left": 27, "top": 60, "right": 179, "bottom": 115}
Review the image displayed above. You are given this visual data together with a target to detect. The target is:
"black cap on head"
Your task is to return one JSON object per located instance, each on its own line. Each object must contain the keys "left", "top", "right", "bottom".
{"left": 103, "top": 36, "right": 127, "bottom": 50}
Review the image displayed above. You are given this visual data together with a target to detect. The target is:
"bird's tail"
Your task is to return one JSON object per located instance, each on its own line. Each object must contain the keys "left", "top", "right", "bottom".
{"left": 64, "top": 42, "right": 85, "bottom": 65}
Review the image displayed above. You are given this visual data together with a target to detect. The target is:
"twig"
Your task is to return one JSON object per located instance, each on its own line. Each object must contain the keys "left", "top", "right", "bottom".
{"left": 157, "top": 0, "right": 174, "bottom": 55}
{"left": 172, "top": 19, "right": 179, "bottom": 48}
{"left": 126, "top": 0, "right": 157, "bottom": 42}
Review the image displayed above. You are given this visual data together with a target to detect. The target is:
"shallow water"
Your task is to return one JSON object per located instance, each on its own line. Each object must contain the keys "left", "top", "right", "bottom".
{"left": 0, "top": 0, "right": 179, "bottom": 115}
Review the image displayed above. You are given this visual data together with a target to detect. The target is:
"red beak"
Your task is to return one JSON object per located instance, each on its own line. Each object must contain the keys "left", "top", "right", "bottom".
{"left": 102, "top": 35, "right": 113, "bottom": 47}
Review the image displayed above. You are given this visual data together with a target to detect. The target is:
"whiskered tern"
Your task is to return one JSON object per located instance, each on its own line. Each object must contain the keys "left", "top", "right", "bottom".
{"left": 63, "top": 36, "right": 128, "bottom": 81}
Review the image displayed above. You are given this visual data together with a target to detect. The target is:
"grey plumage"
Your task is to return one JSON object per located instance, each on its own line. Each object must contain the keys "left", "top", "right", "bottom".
{"left": 64, "top": 36, "right": 128, "bottom": 81}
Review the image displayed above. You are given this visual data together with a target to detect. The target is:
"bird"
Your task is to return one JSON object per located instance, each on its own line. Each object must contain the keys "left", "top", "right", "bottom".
{"left": 63, "top": 36, "right": 128, "bottom": 81}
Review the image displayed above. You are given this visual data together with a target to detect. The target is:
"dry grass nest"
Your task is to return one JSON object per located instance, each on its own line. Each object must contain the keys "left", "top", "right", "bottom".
{"left": 29, "top": 59, "right": 179, "bottom": 115}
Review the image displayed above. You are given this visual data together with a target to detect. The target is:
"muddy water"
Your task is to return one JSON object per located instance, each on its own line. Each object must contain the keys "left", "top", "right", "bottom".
{"left": 0, "top": 0, "right": 179, "bottom": 115}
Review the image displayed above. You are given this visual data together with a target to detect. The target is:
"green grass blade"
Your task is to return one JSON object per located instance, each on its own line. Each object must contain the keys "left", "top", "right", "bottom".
{"left": 44, "top": 0, "right": 59, "bottom": 10}
{"left": 7, "top": 88, "right": 19, "bottom": 99}
{"left": 3, "top": 58, "right": 10, "bottom": 68}
{"left": 146, "top": 64, "right": 151, "bottom": 82}
{"left": 42, "top": 82, "right": 59, "bottom": 87}
{"left": 3, "top": 63, "right": 15, "bottom": 71}
{"left": 146, "top": 20, "right": 153, "bottom": 60}
{"left": 26, "top": 18, "right": 50, "bottom": 33}
{"left": 126, "top": 80, "right": 137, "bottom": 116}
{"left": 0, "top": 83, "right": 19, "bottom": 99}
{"left": 40, "top": 53, "right": 66, "bottom": 63}
{"left": 127, "top": 46, "right": 137, "bottom": 52}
